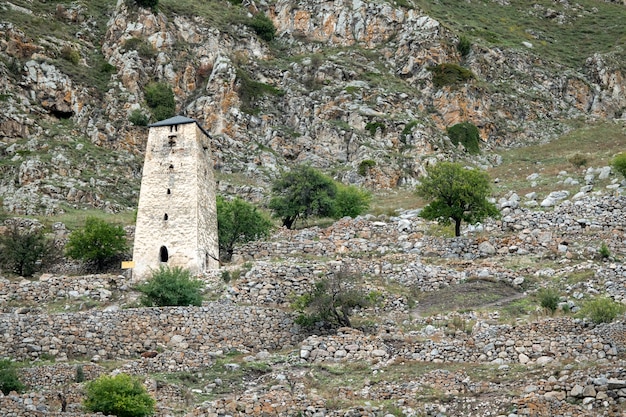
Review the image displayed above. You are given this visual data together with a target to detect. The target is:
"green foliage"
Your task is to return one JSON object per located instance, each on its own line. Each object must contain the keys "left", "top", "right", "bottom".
{"left": 75, "top": 365, "right": 85, "bottom": 383}
{"left": 247, "top": 13, "right": 276, "bottom": 42}
{"left": 84, "top": 373, "right": 155, "bottom": 417}
{"left": 292, "top": 267, "right": 370, "bottom": 328}
{"left": 65, "top": 217, "right": 128, "bottom": 271}
{"left": 137, "top": 266, "right": 203, "bottom": 307}
{"left": 457, "top": 35, "right": 471, "bottom": 57}
{"left": 129, "top": 109, "right": 149, "bottom": 126}
{"left": 217, "top": 196, "right": 273, "bottom": 262}
{"left": 269, "top": 165, "right": 337, "bottom": 229}
{"left": 537, "top": 288, "right": 560, "bottom": 313}
{"left": 121, "top": 38, "right": 156, "bottom": 58}
{"left": 611, "top": 152, "right": 626, "bottom": 180}
{"left": 599, "top": 242, "right": 611, "bottom": 259}
{"left": 0, "top": 224, "right": 59, "bottom": 277}
{"left": 580, "top": 297, "right": 626, "bottom": 324}
{"left": 236, "top": 68, "right": 283, "bottom": 114}
{"left": 428, "top": 63, "right": 474, "bottom": 88}
{"left": 416, "top": 162, "right": 499, "bottom": 237}
{"left": 358, "top": 159, "right": 376, "bottom": 176}
{"left": 0, "top": 359, "right": 25, "bottom": 395}
{"left": 135, "top": 0, "right": 159, "bottom": 10}
{"left": 447, "top": 121, "right": 481, "bottom": 154}
{"left": 568, "top": 153, "right": 588, "bottom": 168}
{"left": 333, "top": 184, "right": 371, "bottom": 219}
{"left": 144, "top": 82, "right": 175, "bottom": 122}
{"left": 365, "top": 121, "right": 386, "bottom": 137}
{"left": 60, "top": 45, "right": 80, "bottom": 65}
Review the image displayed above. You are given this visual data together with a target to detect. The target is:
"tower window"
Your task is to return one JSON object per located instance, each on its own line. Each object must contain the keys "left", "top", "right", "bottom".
{"left": 169, "top": 164, "right": 174, "bottom": 170}
{"left": 159, "top": 246, "right": 169, "bottom": 262}
{"left": 167, "top": 188, "right": 171, "bottom": 195}
{"left": 168, "top": 135, "right": 177, "bottom": 146}
{"left": 164, "top": 213, "right": 168, "bottom": 221}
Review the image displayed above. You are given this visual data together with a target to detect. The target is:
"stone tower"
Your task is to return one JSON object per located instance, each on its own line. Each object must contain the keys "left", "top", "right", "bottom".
{"left": 132, "top": 115, "right": 219, "bottom": 280}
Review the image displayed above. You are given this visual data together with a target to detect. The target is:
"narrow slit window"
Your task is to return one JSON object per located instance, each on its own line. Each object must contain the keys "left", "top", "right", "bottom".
{"left": 159, "top": 246, "right": 169, "bottom": 262}
{"left": 166, "top": 188, "right": 171, "bottom": 195}
{"left": 164, "top": 213, "right": 168, "bottom": 221}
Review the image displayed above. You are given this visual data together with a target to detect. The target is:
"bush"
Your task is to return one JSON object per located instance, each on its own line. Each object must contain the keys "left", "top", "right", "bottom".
{"left": 537, "top": 288, "right": 560, "bottom": 313}
{"left": 144, "top": 82, "right": 175, "bottom": 122}
{"left": 217, "top": 196, "right": 273, "bottom": 262}
{"left": 447, "top": 121, "right": 481, "bottom": 154}
{"left": 0, "top": 224, "right": 58, "bottom": 277}
{"left": 357, "top": 160, "right": 376, "bottom": 176}
{"left": 121, "top": 38, "right": 155, "bottom": 58}
{"left": 60, "top": 45, "right": 80, "bottom": 65}
{"left": 580, "top": 297, "right": 626, "bottom": 324}
{"left": 236, "top": 68, "right": 283, "bottom": 114}
{"left": 135, "top": 0, "right": 158, "bottom": 10}
{"left": 333, "top": 184, "right": 371, "bottom": 218}
{"left": 247, "top": 13, "right": 276, "bottom": 42}
{"left": 129, "top": 109, "right": 149, "bottom": 126}
{"left": 84, "top": 373, "right": 155, "bottom": 417}
{"left": 611, "top": 152, "right": 626, "bottom": 180}
{"left": 428, "top": 63, "right": 474, "bottom": 88}
{"left": 65, "top": 217, "right": 128, "bottom": 271}
{"left": 568, "top": 153, "right": 588, "bottom": 168}
{"left": 0, "top": 359, "right": 25, "bottom": 395}
{"left": 292, "top": 267, "right": 370, "bottom": 328}
{"left": 599, "top": 242, "right": 611, "bottom": 259}
{"left": 457, "top": 35, "right": 471, "bottom": 57}
{"left": 365, "top": 121, "right": 385, "bottom": 137}
{"left": 137, "top": 266, "right": 203, "bottom": 307}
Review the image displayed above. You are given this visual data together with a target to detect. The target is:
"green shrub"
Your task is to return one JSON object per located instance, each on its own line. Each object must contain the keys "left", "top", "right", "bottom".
{"left": 236, "top": 68, "right": 283, "bottom": 114}
{"left": 568, "top": 153, "right": 588, "bottom": 168}
{"left": 611, "top": 152, "right": 626, "bottom": 180}
{"left": 446, "top": 121, "right": 481, "bottom": 154}
{"left": 84, "top": 373, "right": 155, "bottom": 417}
{"left": 144, "top": 82, "right": 175, "bottom": 122}
{"left": 137, "top": 266, "right": 203, "bottom": 307}
{"left": 358, "top": 159, "right": 376, "bottom": 176}
{"left": 75, "top": 365, "right": 85, "bottom": 383}
{"left": 60, "top": 45, "right": 80, "bottom": 65}
{"left": 580, "top": 297, "right": 626, "bottom": 324}
{"left": 0, "top": 224, "right": 59, "bottom": 277}
{"left": 457, "top": 35, "right": 471, "bottom": 57}
{"left": 121, "top": 38, "right": 155, "bottom": 58}
{"left": 247, "top": 13, "right": 276, "bottom": 42}
{"left": 537, "top": 288, "right": 560, "bottom": 313}
{"left": 0, "top": 359, "right": 25, "bottom": 395}
{"left": 599, "top": 242, "right": 611, "bottom": 259}
{"left": 428, "top": 63, "right": 474, "bottom": 88}
{"left": 65, "top": 217, "right": 128, "bottom": 271}
{"left": 135, "top": 0, "right": 158, "bottom": 10}
{"left": 333, "top": 184, "right": 371, "bottom": 218}
{"left": 129, "top": 109, "right": 149, "bottom": 126}
{"left": 365, "top": 121, "right": 385, "bottom": 137}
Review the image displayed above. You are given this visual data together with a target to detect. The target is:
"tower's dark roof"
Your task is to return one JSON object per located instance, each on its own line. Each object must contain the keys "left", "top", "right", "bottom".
{"left": 148, "top": 115, "right": 211, "bottom": 138}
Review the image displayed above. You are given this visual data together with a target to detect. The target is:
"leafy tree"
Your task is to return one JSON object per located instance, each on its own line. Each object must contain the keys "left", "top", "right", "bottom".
{"left": 0, "top": 224, "right": 58, "bottom": 277}
{"left": 0, "top": 359, "right": 25, "bottom": 395}
{"left": 292, "top": 267, "right": 369, "bottom": 328}
{"left": 416, "top": 162, "right": 499, "bottom": 237}
{"left": 135, "top": 0, "right": 158, "bottom": 10}
{"left": 136, "top": 266, "right": 203, "bottom": 307}
{"left": 333, "top": 184, "right": 371, "bottom": 219}
{"left": 612, "top": 152, "right": 626, "bottom": 180}
{"left": 84, "top": 373, "right": 155, "bottom": 417}
{"left": 217, "top": 196, "right": 273, "bottom": 262}
{"left": 144, "top": 82, "right": 175, "bottom": 122}
{"left": 269, "top": 165, "right": 337, "bottom": 229}
{"left": 65, "top": 217, "right": 128, "bottom": 271}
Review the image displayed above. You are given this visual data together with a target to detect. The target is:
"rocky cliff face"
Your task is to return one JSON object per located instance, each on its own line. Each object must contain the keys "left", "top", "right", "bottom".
{"left": 0, "top": 0, "right": 625, "bottom": 214}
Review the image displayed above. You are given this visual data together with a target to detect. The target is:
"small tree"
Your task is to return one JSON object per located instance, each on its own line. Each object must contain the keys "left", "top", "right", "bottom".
{"left": 292, "top": 267, "right": 369, "bottom": 328}
{"left": 0, "top": 359, "right": 25, "bottom": 395}
{"left": 247, "top": 13, "right": 276, "bottom": 42}
{"left": 416, "top": 162, "right": 499, "bottom": 237}
{"left": 65, "top": 217, "right": 128, "bottom": 271}
{"left": 144, "top": 82, "right": 175, "bottom": 122}
{"left": 269, "top": 165, "right": 337, "bottom": 229}
{"left": 447, "top": 121, "right": 481, "bottom": 154}
{"left": 333, "top": 184, "right": 371, "bottom": 219}
{"left": 84, "top": 373, "right": 155, "bottom": 417}
{"left": 217, "top": 196, "right": 273, "bottom": 262}
{"left": 0, "top": 224, "right": 58, "bottom": 277}
{"left": 135, "top": 0, "right": 158, "bottom": 10}
{"left": 137, "top": 266, "right": 203, "bottom": 307}
{"left": 611, "top": 152, "right": 626, "bottom": 180}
